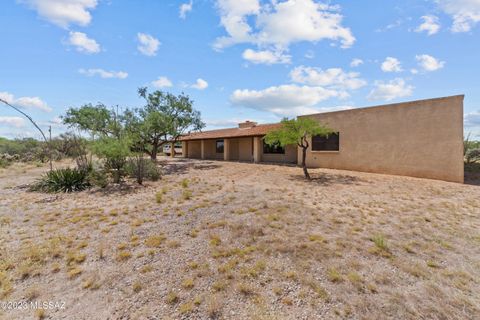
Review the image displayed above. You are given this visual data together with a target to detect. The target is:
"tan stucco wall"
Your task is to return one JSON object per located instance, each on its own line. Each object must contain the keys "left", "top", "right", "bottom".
{"left": 203, "top": 140, "right": 215, "bottom": 159}
{"left": 261, "top": 144, "right": 298, "bottom": 163}
{"left": 298, "top": 95, "right": 464, "bottom": 183}
{"left": 187, "top": 140, "right": 201, "bottom": 159}
{"left": 238, "top": 137, "right": 253, "bottom": 161}
{"left": 227, "top": 138, "right": 239, "bottom": 160}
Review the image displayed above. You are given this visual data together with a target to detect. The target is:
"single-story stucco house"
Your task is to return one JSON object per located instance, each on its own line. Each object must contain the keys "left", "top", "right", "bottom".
{"left": 180, "top": 95, "right": 465, "bottom": 183}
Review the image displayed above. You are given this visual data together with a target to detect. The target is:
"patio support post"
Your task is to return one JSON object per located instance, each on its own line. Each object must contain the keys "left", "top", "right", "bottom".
{"left": 253, "top": 136, "right": 262, "bottom": 163}
{"left": 201, "top": 140, "right": 205, "bottom": 159}
{"left": 182, "top": 141, "right": 188, "bottom": 158}
{"left": 224, "top": 139, "right": 230, "bottom": 161}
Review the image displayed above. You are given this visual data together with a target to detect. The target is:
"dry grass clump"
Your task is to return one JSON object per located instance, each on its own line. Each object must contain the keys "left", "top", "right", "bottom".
{"left": 182, "top": 189, "right": 192, "bottom": 200}
{"left": 206, "top": 294, "right": 223, "bottom": 318}
{"left": 132, "top": 280, "right": 142, "bottom": 293}
{"left": 155, "top": 192, "right": 163, "bottom": 204}
{"left": 181, "top": 278, "right": 195, "bottom": 289}
{"left": 145, "top": 234, "right": 166, "bottom": 247}
{"left": 116, "top": 250, "right": 132, "bottom": 261}
{"left": 0, "top": 271, "right": 13, "bottom": 298}
{"left": 67, "top": 267, "right": 82, "bottom": 279}
{"left": 369, "top": 234, "right": 392, "bottom": 257}
{"left": 327, "top": 268, "right": 343, "bottom": 283}
{"left": 166, "top": 291, "right": 179, "bottom": 304}
{"left": 179, "top": 301, "right": 194, "bottom": 314}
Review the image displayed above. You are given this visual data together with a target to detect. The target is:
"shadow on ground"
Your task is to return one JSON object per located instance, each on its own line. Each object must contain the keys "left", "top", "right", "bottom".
{"left": 465, "top": 163, "right": 480, "bottom": 186}
{"left": 289, "top": 172, "right": 365, "bottom": 186}
{"left": 160, "top": 159, "right": 220, "bottom": 175}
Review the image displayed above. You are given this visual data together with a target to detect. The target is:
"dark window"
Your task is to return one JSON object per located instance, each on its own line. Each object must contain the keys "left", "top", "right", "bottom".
{"left": 216, "top": 140, "right": 224, "bottom": 153}
{"left": 312, "top": 133, "right": 340, "bottom": 151}
{"left": 263, "top": 140, "right": 285, "bottom": 154}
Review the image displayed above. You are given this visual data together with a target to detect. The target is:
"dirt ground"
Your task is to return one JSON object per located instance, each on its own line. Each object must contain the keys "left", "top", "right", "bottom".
{"left": 0, "top": 157, "right": 479, "bottom": 320}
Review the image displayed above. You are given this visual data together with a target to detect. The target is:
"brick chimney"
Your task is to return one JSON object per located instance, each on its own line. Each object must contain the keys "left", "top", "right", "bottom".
{"left": 238, "top": 120, "right": 257, "bottom": 129}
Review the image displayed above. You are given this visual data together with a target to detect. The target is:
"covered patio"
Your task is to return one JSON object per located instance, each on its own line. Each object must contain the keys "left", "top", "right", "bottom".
{"left": 180, "top": 121, "right": 297, "bottom": 164}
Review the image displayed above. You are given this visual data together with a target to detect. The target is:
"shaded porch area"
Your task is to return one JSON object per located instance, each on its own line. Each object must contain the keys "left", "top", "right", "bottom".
{"left": 182, "top": 136, "right": 297, "bottom": 164}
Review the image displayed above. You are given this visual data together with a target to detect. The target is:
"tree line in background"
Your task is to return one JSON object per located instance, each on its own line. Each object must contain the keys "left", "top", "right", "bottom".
{"left": 1, "top": 88, "right": 204, "bottom": 191}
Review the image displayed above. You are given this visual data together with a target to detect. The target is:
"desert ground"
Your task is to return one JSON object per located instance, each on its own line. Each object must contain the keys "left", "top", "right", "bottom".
{"left": 0, "top": 157, "right": 479, "bottom": 320}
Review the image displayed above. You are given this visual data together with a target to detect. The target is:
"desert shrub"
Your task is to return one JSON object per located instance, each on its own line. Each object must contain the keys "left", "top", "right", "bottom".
{"left": 86, "top": 169, "right": 109, "bottom": 188}
{"left": 125, "top": 156, "right": 161, "bottom": 184}
{"left": 92, "top": 137, "right": 131, "bottom": 183}
{"left": 465, "top": 148, "right": 480, "bottom": 164}
{"left": 30, "top": 168, "right": 90, "bottom": 193}
{"left": 0, "top": 154, "right": 17, "bottom": 168}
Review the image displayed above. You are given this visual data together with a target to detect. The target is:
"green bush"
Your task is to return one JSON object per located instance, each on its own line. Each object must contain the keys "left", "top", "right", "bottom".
{"left": 86, "top": 169, "right": 109, "bottom": 188}
{"left": 30, "top": 168, "right": 90, "bottom": 193}
{"left": 465, "top": 148, "right": 480, "bottom": 164}
{"left": 92, "top": 137, "right": 131, "bottom": 183}
{"left": 125, "top": 157, "right": 161, "bottom": 184}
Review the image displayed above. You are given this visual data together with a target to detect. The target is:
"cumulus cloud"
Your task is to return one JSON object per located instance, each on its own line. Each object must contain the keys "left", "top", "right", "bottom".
{"left": 290, "top": 66, "right": 367, "bottom": 90}
{"left": 67, "top": 31, "right": 100, "bottom": 54}
{"left": 231, "top": 84, "right": 341, "bottom": 116}
{"left": 0, "top": 91, "right": 52, "bottom": 112}
{"left": 465, "top": 111, "right": 480, "bottom": 127}
{"left": 350, "top": 58, "right": 363, "bottom": 67}
{"left": 415, "top": 15, "right": 441, "bottom": 35}
{"left": 137, "top": 33, "right": 160, "bottom": 56}
{"left": 191, "top": 78, "right": 209, "bottom": 90}
{"left": 415, "top": 54, "right": 445, "bottom": 71}
{"left": 20, "top": 0, "right": 98, "bottom": 28}
{"left": 214, "top": 0, "right": 355, "bottom": 61}
{"left": 242, "top": 48, "right": 291, "bottom": 65}
{"left": 0, "top": 116, "right": 26, "bottom": 128}
{"left": 152, "top": 76, "right": 173, "bottom": 88}
{"left": 436, "top": 0, "right": 480, "bottom": 32}
{"left": 381, "top": 57, "right": 403, "bottom": 73}
{"left": 179, "top": 1, "right": 193, "bottom": 19}
{"left": 78, "top": 68, "right": 128, "bottom": 79}
{"left": 367, "top": 78, "right": 414, "bottom": 101}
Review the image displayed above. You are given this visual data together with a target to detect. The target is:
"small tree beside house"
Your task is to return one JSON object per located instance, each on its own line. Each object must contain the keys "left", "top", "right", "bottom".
{"left": 264, "top": 118, "right": 333, "bottom": 180}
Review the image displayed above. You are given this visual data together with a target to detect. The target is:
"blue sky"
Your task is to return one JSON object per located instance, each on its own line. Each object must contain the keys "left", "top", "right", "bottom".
{"left": 1, "top": 0, "right": 480, "bottom": 139}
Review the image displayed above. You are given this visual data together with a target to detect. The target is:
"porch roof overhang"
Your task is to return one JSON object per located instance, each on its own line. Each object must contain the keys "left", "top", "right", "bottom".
{"left": 179, "top": 123, "right": 281, "bottom": 141}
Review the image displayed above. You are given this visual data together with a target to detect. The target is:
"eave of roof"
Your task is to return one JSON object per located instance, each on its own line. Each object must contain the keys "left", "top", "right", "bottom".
{"left": 180, "top": 123, "right": 281, "bottom": 141}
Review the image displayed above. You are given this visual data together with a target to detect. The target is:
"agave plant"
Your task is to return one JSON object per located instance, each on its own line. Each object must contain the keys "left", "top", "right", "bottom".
{"left": 31, "top": 168, "right": 90, "bottom": 193}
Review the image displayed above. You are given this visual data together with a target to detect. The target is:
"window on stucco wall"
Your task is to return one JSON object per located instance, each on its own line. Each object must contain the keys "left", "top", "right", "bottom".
{"left": 312, "top": 133, "right": 340, "bottom": 151}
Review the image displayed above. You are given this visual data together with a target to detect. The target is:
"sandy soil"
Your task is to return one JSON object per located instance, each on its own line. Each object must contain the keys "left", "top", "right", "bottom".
{"left": 0, "top": 157, "right": 479, "bottom": 320}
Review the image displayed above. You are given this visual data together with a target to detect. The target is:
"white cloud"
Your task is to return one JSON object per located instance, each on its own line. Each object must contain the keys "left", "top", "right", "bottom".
{"left": 67, "top": 31, "right": 100, "bottom": 54}
{"left": 242, "top": 48, "right": 291, "bottom": 65}
{"left": 367, "top": 78, "right": 414, "bottom": 101}
{"left": 78, "top": 68, "right": 128, "bottom": 79}
{"left": 20, "top": 0, "right": 97, "bottom": 28}
{"left": 290, "top": 66, "right": 367, "bottom": 90}
{"left": 381, "top": 57, "right": 403, "bottom": 72}
{"left": 179, "top": 1, "right": 193, "bottom": 19}
{"left": 410, "top": 68, "right": 419, "bottom": 74}
{"left": 415, "top": 15, "right": 441, "bottom": 35}
{"left": 231, "top": 84, "right": 341, "bottom": 116}
{"left": 465, "top": 111, "right": 480, "bottom": 127}
{"left": 0, "top": 116, "right": 26, "bottom": 128}
{"left": 0, "top": 91, "right": 52, "bottom": 112}
{"left": 436, "top": 0, "right": 480, "bottom": 32}
{"left": 214, "top": 0, "right": 355, "bottom": 58}
{"left": 305, "top": 50, "right": 315, "bottom": 59}
{"left": 137, "top": 33, "right": 160, "bottom": 56}
{"left": 191, "top": 78, "right": 209, "bottom": 90}
{"left": 415, "top": 54, "right": 445, "bottom": 71}
{"left": 152, "top": 76, "right": 173, "bottom": 88}
{"left": 350, "top": 58, "right": 363, "bottom": 67}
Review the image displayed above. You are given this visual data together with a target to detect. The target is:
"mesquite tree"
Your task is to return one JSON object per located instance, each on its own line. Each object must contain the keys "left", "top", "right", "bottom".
{"left": 264, "top": 118, "right": 333, "bottom": 180}
{"left": 125, "top": 88, "right": 204, "bottom": 160}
